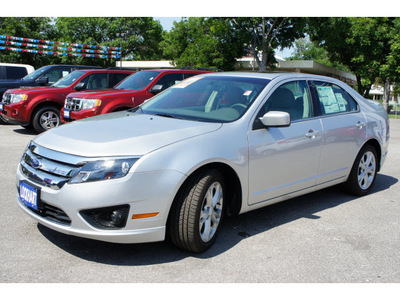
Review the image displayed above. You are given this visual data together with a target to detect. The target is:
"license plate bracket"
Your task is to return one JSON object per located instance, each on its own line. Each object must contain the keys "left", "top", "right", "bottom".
{"left": 19, "top": 181, "right": 42, "bottom": 211}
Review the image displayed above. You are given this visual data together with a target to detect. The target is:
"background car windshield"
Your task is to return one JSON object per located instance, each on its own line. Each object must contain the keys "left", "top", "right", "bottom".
{"left": 22, "top": 65, "right": 51, "bottom": 81}
{"left": 140, "top": 76, "right": 270, "bottom": 123}
{"left": 52, "top": 71, "right": 85, "bottom": 87}
{"left": 115, "top": 70, "right": 160, "bottom": 90}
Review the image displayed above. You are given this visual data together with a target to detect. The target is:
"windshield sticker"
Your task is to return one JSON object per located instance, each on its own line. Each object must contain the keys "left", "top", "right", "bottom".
{"left": 172, "top": 76, "right": 204, "bottom": 88}
{"left": 244, "top": 90, "right": 252, "bottom": 96}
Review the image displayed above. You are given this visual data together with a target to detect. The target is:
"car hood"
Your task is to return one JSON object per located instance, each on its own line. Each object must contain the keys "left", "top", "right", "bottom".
{"left": 67, "top": 89, "right": 136, "bottom": 99}
{"left": 6, "top": 86, "right": 61, "bottom": 94}
{"left": 33, "top": 111, "right": 222, "bottom": 157}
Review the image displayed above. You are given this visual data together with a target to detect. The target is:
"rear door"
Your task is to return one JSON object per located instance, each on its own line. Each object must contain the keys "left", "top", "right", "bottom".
{"left": 310, "top": 81, "right": 367, "bottom": 185}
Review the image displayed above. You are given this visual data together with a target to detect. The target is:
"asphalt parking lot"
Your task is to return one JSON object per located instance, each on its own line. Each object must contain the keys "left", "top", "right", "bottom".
{"left": 1, "top": 120, "right": 400, "bottom": 284}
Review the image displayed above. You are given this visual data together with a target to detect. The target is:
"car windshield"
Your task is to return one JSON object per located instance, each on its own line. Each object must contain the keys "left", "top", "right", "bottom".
{"left": 52, "top": 71, "right": 85, "bottom": 88}
{"left": 22, "top": 65, "right": 52, "bottom": 81}
{"left": 137, "top": 75, "right": 270, "bottom": 123}
{"left": 114, "top": 70, "right": 160, "bottom": 90}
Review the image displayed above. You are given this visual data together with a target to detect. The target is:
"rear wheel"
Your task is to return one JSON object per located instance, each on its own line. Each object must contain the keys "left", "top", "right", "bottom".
{"left": 32, "top": 106, "right": 61, "bottom": 133}
{"left": 345, "top": 145, "right": 378, "bottom": 196}
{"left": 168, "top": 169, "right": 225, "bottom": 253}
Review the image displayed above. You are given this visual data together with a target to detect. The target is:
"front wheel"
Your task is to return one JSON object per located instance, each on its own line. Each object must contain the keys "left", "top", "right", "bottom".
{"left": 32, "top": 106, "right": 61, "bottom": 133}
{"left": 345, "top": 145, "right": 378, "bottom": 196}
{"left": 168, "top": 169, "right": 225, "bottom": 253}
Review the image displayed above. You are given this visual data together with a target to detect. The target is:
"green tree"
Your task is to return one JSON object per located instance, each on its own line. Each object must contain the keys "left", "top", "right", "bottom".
{"left": 244, "top": 17, "right": 306, "bottom": 71}
{"left": 0, "top": 17, "right": 60, "bottom": 68}
{"left": 307, "top": 17, "right": 399, "bottom": 110}
{"left": 161, "top": 17, "right": 248, "bottom": 70}
{"left": 55, "top": 17, "right": 163, "bottom": 67}
{"left": 287, "top": 37, "right": 351, "bottom": 72}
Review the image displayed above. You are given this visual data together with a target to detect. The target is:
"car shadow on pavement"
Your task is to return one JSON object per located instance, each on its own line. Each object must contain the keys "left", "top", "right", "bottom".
{"left": 13, "top": 127, "right": 37, "bottom": 136}
{"left": 37, "top": 173, "right": 398, "bottom": 265}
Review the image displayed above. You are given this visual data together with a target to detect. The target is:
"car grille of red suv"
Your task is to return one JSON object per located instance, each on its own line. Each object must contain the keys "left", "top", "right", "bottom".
{"left": 2, "top": 93, "right": 11, "bottom": 104}
{"left": 64, "top": 97, "right": 83, "bottom": 111}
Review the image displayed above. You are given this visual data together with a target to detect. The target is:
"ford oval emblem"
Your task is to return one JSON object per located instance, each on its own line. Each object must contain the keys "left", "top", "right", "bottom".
{"left": 30, "top": 158, "right": 42, "bottom": 169}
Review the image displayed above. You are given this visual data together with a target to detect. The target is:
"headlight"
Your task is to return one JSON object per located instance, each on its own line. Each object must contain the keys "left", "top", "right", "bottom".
{"left": 82, "top": 99, "right": 102, "bottom": 110}
{"left": 11, "top": 94, "right": 28, "bottom": 103}
{"left": 69, "top": 158, "right": 138, "bottom": 184}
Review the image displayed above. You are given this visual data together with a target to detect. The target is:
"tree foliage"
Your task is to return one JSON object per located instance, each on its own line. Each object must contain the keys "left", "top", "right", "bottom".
{"left": 161, "top": 17, "right": 248, "bottom": 70}
{"left": 307, "top": 17, "right": 399, "bottom": 105}
{"left": 287, "top": 37, "right": 351, "bottom": 72}
{"left": 55, "top": 17, "right": 163, "bottom": 67}
{"left": 0, "top": 17, "right": 60, "bottom": 68}
{"left": 0, "top": 17, "right": 163, "bottom": 68}
{"left": 242, "top": 17, "right": 306, "bottom": 71}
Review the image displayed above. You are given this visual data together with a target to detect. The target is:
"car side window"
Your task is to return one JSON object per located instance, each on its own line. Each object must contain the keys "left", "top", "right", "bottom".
{"left": 109, "top": 73, "right": 131, "bottom": 87}
{"left": 42, "top": 68, "right": 71, "bottom": 84}
{"left": 154, "top": 73, "right": 185, "bottom": 90}
{"left": 258, "top": 80, "right": 313, "bottom": 122}
{"left": 313, "top": 81, "right": 358, "bottom": 115}
{"left": 5, "top": 66, "right": 28, "bottom": 79}
{"left": 82, "top": 73, "right": 109, "bottom": 89}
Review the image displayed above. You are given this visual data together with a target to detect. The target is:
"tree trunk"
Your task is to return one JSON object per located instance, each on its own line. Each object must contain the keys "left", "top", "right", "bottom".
{"left": 383, "top": 77, "right": 391, "bottom": 113}
{"left": 356, "top": 75, "right": 364, "bottom": 96}
{"left": 259, "top": 18, "right": 267, "bottom": 72}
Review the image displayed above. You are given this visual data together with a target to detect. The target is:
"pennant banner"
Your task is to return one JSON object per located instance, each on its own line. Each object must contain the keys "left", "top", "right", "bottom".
{"left": 0, "top": 34, "right": 121, "bottom": 59}
{"left": 0, "top": 40, "right": 120, "bottom": 54}
{"left": 0, "top": 46, "right": 120, "bottom": 59}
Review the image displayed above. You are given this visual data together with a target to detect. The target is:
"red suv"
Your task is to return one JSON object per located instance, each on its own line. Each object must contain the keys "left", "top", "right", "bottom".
{"left": 61, "top": 69, "right": 210, "bottom": 123}
{"left": 0, "top": 69, "right": 134, "bottom": 133}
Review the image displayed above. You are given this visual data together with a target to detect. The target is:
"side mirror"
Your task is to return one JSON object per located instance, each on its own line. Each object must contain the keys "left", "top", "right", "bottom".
{"left": 259, "top": 111, "right": 291, "bottom": 127}
{"left": 74, "top": 82, "right": 86, "bottom": 91}
{"left": 36, "top": 76, "right": 49, "bottom": 86}
{"left": 149, "top": 84, "right": 164, "bottom": 94}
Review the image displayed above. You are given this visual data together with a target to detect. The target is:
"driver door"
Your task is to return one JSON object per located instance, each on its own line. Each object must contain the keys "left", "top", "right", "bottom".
{"left": 248, "top": 80, "right": 323, "bottom": 205}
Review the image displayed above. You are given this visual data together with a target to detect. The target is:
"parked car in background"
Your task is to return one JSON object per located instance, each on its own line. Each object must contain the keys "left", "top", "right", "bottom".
{"left": 61, "top": 69, "right": 211, "bottom": 123}
{"left": 15, "top": 72, "right": 389, "bottom": 253}
{"left": 0, "top": 63, "right": 35, "bottom": 80}
{"left": 0, "top": 64, "right": 101, "bottom": 125}
{"left": 0, "top": 69, "right": 134, "bottom": 132}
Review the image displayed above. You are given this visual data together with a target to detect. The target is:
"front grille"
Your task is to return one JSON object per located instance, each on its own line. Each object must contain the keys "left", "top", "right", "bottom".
{"left": 64, "top": 97, "right": 83, "bottom": 111}
{"left": 20, "top": 142, "right": 83, "bottom": 190}
{"left": 24, "top": 201, "right": 71, "bottom": 225}
{"left": 2, "top": 93, "right": 11, "bottom": 104}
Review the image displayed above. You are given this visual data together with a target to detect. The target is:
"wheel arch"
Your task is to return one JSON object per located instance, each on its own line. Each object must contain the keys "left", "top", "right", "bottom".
{"left": 362, "top": 138, "right": 382, "bottom": 172}
{"left": 29, "top": 99, "right": 63, "bottom": 123}
{"left": 170, "top": 162, "right": 243, "bottom": 219}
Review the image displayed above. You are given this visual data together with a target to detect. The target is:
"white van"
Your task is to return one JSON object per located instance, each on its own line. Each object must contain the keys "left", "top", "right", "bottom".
{"left": 0, "top": 63, "right": 35, "bottom": 80}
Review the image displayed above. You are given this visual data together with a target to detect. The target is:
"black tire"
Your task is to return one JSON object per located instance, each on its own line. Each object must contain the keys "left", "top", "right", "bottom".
{"left": 0, "top": 114, "right": 10, "bottom": 125}
{"left": 345, "top": 145, "right": 378, "bottom": 196}
{"left": 168, "top": 169, "right": 225, "bottom": 253}
{"left": 32, "top": 106, "right": 61, "bottom": 133}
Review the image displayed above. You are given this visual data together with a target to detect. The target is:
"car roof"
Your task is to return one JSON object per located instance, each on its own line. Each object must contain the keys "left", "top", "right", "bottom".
{"left": 73, "top": 69, "right": 135, "bottom": 73}
{"left": 139, "top": 69, "right": 211, "bottom": 73}
{"left": 201, "top": 71, "right": 351, "bottom": 83}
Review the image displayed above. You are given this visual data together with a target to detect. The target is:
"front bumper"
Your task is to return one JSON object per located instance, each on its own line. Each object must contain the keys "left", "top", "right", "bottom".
{"left": 0, "top": 102, "right": 29, "bottom": 124}
{"left": 16, "top": 164, "right": 185, "bottom": 244}
{"left": 61, "top": 107, "right": 99, "bottom": 123}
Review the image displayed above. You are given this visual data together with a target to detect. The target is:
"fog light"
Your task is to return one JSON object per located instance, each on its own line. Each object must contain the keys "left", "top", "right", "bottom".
{"left": 80, "top": 205, "right": 129, "bottom": 229}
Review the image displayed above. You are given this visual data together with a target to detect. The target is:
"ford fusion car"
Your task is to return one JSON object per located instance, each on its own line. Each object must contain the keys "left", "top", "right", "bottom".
{"left": 16, "top": 72, "right": 389, "bottom": 253}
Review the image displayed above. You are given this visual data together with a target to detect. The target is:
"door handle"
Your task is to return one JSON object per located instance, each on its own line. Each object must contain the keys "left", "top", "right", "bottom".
{"left": 356, "top": 121, "right": 366, "bottom": 129}
{"left": 305, "top": 130, "right": 321, "bottom": 139}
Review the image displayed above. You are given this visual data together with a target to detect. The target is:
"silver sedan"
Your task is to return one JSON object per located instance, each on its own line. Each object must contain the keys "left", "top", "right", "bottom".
{"left": 16, "top": 72, "right": 389, "bottom": 252}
